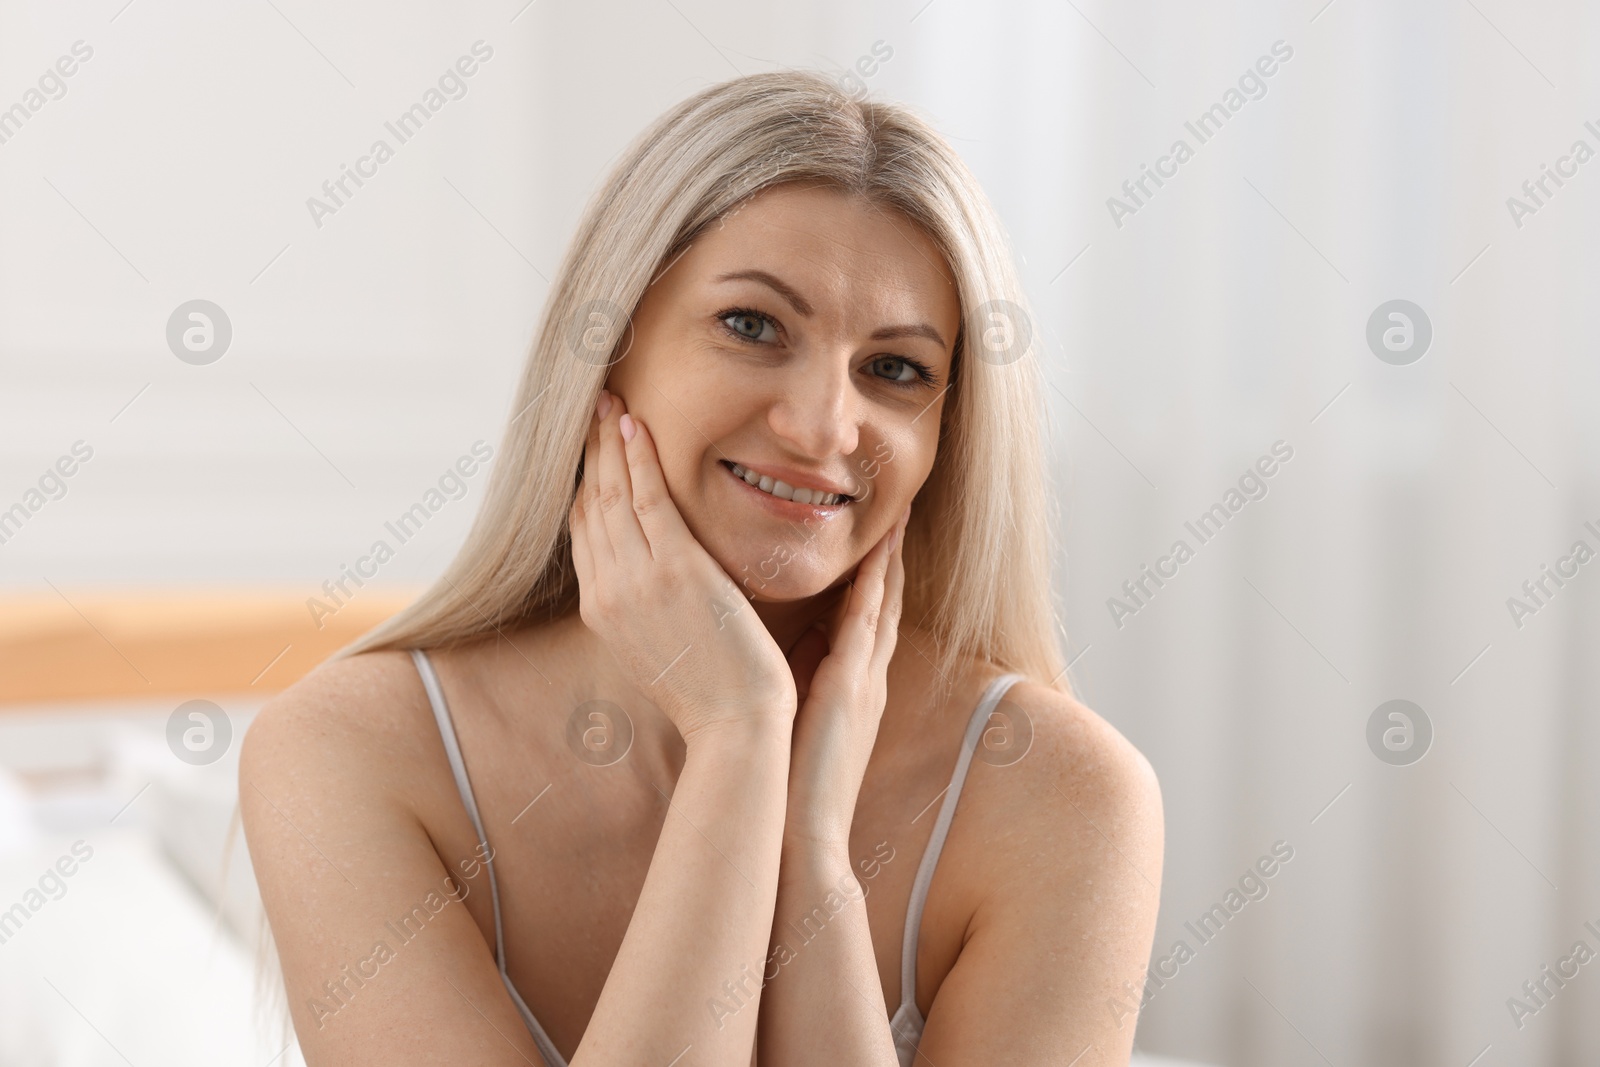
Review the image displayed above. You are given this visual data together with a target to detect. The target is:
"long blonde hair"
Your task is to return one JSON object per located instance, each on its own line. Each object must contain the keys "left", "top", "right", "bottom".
{"left": 333, "top": 69, "right": 1069, "bottom": 698}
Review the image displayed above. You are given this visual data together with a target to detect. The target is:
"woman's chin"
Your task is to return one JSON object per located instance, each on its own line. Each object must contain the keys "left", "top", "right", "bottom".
{"left": 714, "top": 554, "right": 851, "bottom": 603}
{"left": 743, "top": 578, "right": 846, "bottom": 604}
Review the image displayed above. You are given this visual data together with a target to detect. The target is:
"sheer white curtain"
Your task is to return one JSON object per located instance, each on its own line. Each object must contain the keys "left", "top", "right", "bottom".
{"left": 1008, "top": 3, "right": 1600, "bottom": 1065}
{"left": 2, "top": 0, "right": 1597, "bottom": 1064}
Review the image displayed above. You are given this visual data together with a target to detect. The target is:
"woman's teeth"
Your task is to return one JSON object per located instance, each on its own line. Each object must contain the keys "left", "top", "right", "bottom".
{"left": 727, "top": 462, "right": 849, "bottom": 506}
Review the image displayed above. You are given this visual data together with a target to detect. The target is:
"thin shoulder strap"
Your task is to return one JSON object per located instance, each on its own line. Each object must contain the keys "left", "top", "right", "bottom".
{"left": 411, "top": 649, "right": 508, "bottom": 964}
{"left": 409, "top": 649, "right": 567, "bottom": 1067}
{"left": 897, "top": 672, "right": 1026, "bottom": 1018}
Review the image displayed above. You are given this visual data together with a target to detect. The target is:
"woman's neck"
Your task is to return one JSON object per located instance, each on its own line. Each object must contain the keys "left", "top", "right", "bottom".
{"left": 525, "top": 583, "right": 850, "bottom": 776}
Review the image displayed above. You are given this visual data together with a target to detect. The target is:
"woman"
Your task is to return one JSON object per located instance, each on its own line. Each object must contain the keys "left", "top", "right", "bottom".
{"left": 240, "top": 70, "right": 1163, "bottom": 1066}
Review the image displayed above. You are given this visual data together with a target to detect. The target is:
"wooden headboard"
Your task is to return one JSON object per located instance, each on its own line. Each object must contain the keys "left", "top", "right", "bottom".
{"left": 0, "top": 589, "right": 421, "bottom": 706}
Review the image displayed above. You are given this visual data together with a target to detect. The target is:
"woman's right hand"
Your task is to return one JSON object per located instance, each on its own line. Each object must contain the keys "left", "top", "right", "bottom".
{"left": 569, "top": 387, "right": 798, "bottom": 746}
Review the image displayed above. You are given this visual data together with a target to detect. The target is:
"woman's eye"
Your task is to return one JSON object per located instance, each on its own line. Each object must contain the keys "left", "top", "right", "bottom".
{"left": 722, "top": 311, "right": 777, "bottom": 343}
{"left": 869, "top": 356, "right": 918, "bottom": 383}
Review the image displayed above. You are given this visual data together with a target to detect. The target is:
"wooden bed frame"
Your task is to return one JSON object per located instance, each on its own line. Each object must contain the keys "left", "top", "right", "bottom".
{"left": 0, "top": 588, "right": 419, "bottom": 705}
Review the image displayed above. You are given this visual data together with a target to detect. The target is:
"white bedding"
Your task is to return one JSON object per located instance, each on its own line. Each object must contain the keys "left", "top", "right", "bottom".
{"left": 0, "top": 827, "right": 303, "bottom": 1067}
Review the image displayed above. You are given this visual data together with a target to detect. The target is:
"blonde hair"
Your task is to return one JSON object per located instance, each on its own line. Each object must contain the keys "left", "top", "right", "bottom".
{"left": 333, "top": 69, "right": 1069, "bottom": 698}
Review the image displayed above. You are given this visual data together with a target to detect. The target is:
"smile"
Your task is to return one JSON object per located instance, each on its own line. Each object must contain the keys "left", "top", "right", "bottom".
{"left": 721, "top": 461, "right": 853, "bottom": 508}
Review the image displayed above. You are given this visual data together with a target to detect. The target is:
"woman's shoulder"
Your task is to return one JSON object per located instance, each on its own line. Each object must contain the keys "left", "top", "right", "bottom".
{"left": 913, "top": 647, "right": 1166, "bottom": 1009}
{"left": 907, "top": 633, "right": 1162, "bottom": 856}
{"left": 239, "top": 648, "right": 441, "bottom": 796}
{"left": 995, "top": 678, "right": 1160, "bottom": 801}
{"left": 896, "top": 628, "right": 1157, "bottom": 790}
{"left": 887, "top": 634, "right": 1164, "bottom": 977}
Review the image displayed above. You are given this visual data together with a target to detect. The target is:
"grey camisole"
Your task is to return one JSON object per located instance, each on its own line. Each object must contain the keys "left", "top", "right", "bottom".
{"left": 410, "top": 647, "right": 1024, "bottom": 1067}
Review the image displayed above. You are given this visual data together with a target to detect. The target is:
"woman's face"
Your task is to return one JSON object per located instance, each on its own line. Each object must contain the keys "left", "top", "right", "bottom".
{"left": 602, "top": 181, "right": 960, "bottom": 601}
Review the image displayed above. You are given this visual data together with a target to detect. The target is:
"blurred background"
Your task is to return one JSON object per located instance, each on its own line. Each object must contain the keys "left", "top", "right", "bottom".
{"left": 2, "top": 0, "right": 1597, "bottom": 1064}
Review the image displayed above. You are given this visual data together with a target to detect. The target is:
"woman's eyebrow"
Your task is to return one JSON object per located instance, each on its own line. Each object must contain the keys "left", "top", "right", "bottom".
{"left": 713, "top": 269, "right": 814, "bottom": 315}
{"left": 869, "top": 322, "right": 947, "bottom": 348}
{"left": 712, "top": 268, "right": 948, "bottom": 349}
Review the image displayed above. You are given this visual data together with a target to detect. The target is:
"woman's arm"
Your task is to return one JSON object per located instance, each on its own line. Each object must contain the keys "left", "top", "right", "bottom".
{"left": 756, "top": 508, "right": 909, "bottom": 1065}
{"left": 757, "top": 837, "right": 900, "bottom": 1064}
{"left": 241, "top": 662, "right": 559, "bottom": 1066}
{"left": 755, "top": 679, "right": 1164, "bottom": 1067}
{"left": 579, "top": 723, "right": 796, "bottom": 1062}
{"left": 573, "top": 718, "right": 792, "bottom": 1065}
{"left": 567, "top": 393, "right": 811, "bottom": 1064}
{"left": 913, "top": 684, "right": 1164, "bottom": 1065}
{"left": 241, "top": 659, "right": 794, "bottom": 1067}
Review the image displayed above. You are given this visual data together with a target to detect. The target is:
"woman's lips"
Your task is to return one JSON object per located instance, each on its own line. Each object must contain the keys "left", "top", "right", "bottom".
{"left": 720, "top": 460, "right": 852, "bottom": 520}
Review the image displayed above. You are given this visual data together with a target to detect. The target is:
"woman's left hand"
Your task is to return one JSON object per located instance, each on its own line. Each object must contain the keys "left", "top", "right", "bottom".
{"left": 781, "top": 506, "right": 910, "bottom": 853}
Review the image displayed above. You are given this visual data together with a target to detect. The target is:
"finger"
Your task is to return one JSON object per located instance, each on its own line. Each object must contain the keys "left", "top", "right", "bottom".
{"left": 868, "top": 519, "right": 907, "bottom": 679}
{"left": 619, "top": 414, "right": 694, "bottom": 555}
{"left": 595, "top": 391, "right": 651, "bottom": 560}
{"left": 831, "top": 522, "right": 898, "bottom": 676}
{"left": 568, "top": 495, "right": 595, "bottom": 592}
{"left": 579, "top": 408, "right": 615, "bottom": 567}
{"left": 821, "top": 580, "right": 852, "bottom": 649}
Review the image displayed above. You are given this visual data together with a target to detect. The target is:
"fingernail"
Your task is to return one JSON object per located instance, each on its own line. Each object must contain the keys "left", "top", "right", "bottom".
{"left": 619, "top": 413, "right": 636, "bottom": 443}
{"left": 596, "top": 389, "right": 612, "bottom": 420}
{"left": 901, "top": 505, "right": 911, "bottom": 525}
{"left": 888, "top": 526, "right": 899, "bottom": 551}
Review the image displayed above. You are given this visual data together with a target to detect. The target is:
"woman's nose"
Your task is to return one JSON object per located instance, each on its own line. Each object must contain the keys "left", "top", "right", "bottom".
{"left": 767, "top": 355, "right": 859, "bottom": 459}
